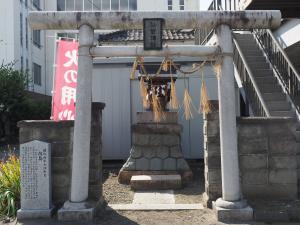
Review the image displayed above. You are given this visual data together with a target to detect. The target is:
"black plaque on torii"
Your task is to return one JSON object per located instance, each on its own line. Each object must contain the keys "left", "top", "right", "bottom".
{"left": 143, "top": 18, "right": 164, "bottom": 51}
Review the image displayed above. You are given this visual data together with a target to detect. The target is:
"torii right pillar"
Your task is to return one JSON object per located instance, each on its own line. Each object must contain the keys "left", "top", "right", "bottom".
{"left": 214, "top": 24, "right": 253, "bottom": 221}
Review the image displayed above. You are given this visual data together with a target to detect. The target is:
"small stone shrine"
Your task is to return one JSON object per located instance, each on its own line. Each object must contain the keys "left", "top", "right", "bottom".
{"left": 119, "top": 76, "right": 192, "bottom": 184}
{"left": 17, "top": 140, "right": 53, "bottom": 219}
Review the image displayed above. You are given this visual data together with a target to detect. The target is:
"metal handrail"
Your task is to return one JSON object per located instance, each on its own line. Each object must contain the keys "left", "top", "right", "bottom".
{"left": 267, "top": 29, "right": 300, "bottom": 81}
{"left": 254, "top": 29, "right": 300, "bottom": 113}
{"left": 233, "top": 38, "right": 271, "bottom": 117}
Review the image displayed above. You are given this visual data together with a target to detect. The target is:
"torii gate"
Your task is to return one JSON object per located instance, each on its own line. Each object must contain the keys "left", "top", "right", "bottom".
{"left": 28, "top": 10, "right": 281, "bottom": 221}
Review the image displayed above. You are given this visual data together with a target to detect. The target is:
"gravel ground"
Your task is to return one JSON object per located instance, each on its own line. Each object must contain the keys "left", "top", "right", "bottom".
{"left": 174, "top": 162, "right": 204, "bottom": 204}
{"left": 102, "top": 161, "right": 204, "bottom": 205}
{"left": 103, "top": 166, "right": 134, "bottom": 204}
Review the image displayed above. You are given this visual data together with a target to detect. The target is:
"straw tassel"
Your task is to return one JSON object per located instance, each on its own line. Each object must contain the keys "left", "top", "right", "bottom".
{"left": 199, "top": 75, "right": 212, "bottom": 114}
{"left": 130, "top": 58, "right": 138, "bottom": 80}
{"left": 152, "top": 91, "right": 165, "bottom": 122}
{"left": 170, "top": 77, "right": 179, "bottom": 109}
{"left": 213, "top": 56, "right": 223, "bottom": 78}
{"left": 162, "top": 59, "right": 170, "bottom": 72}
{"left": 183, "top": 89, "right": 193, "bottom": 120}
{"left": 139, "top": 77, "right": 148, "bottom": 108}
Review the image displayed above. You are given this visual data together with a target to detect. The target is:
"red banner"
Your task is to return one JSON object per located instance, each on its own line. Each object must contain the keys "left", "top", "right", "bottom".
{"left": 51, "top": 40, "right": 79, "bottom": 121}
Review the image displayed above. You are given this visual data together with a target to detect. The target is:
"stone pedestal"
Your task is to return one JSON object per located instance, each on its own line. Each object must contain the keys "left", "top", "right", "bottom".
{"left": 213, "top": 199, "right": 253, "bottom": 222}
{"left": 57, "top": 201, "right": 97, "bottom": 221}
{"left": 118, "top": 112, "right": 192, "bottom": 184}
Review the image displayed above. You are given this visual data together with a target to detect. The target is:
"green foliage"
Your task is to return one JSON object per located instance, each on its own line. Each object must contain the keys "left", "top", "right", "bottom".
{"left": 0, "top": 63, "right": 51, "bottom": 144}
{"left": 0, "top": 155, "right": 20, "bottom": 218}
{"left": 0, "top": 63, "right": 27, "bottom": 115}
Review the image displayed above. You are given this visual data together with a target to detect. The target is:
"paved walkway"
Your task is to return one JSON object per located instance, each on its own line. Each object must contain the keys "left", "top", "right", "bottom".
{"left": 109, "top": 189, "right": 203, "bottom": 210}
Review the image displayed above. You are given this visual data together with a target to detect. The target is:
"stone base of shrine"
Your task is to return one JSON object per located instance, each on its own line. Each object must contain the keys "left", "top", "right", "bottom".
{"left": 118, "top": 111, "right": 192, "bottom": 186}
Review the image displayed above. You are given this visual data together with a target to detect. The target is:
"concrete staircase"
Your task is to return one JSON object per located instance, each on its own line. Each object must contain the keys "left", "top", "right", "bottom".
{"left": 234, "top": 33, "right": 296, "bottom": 118}
{"left": 235, "top": 33, "right": 300, "bottom": 194}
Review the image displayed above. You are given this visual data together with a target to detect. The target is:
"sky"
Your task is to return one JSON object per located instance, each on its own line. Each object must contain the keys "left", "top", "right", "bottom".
{"left": 200, "top": 0, "right": 213, "bottom": 10}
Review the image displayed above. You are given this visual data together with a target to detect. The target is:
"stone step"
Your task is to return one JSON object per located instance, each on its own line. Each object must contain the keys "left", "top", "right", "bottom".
{"left": 236, "top": 38, "right": 257, "bottom": 43}
{"left": 235, "top": 37, "right": 256, "bottom": 42}
{"left": 244, "top": 51, "right": 262, "bottom": 57}
{"left": 296, "top": 131, "right": 300, "bottom": 142}
{"left": 263, "top": 93, "right": 286, "bottom": 101}
{"left": 246, "top": 56, "right": 266, "bottom": 63}
{"left": 256, "top": 76, "right": 277, "bottom": 85}
{"left": 270, "top": 110, "right": 296, "bottom": 117}
{"left": 266, "top": 101, "right": 291, "bottom": 111}
{"left": 240, "top": 46, "right": 261, "bottom": 53}
{"left": 296, "top": 122, "right": 300, "bottom": 131}
{"left": 130, "top": 175, "right": 182, "bottom": 190}
{"left": 108, "top": 203, "right": 203, "bottom": 211}
{"left": 252, "top": 69, "right": 274, "bottom": 77}
{"left": 248, "top": 62, "right": 270, "bottom": 69}
{"left": 259, "top": 84, "right": 282, "bottom": 93}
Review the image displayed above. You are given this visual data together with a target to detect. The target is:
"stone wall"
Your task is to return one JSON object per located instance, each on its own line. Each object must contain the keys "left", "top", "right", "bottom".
{"left": 18, "top": 103, "right": 105, "bottom": 206}
{"left": 203, "top": 101, "right": 297, "bottom": 207}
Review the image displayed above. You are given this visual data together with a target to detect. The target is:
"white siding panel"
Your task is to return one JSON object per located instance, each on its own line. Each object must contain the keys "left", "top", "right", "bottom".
{"left": 92, "top": 65, "right": 131, "bottom": 159}
{"left": 130, "top": 79, "right": 144, "bottom": 124}
{"left": 174, "top": 78, "right": 191, "bottom": 158}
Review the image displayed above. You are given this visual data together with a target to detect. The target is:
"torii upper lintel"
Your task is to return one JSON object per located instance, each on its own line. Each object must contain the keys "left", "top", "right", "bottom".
{"left": 28, "top": 10, "right": 281, "bottom": 30}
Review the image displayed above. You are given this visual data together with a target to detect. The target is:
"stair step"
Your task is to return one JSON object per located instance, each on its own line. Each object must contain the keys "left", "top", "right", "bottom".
{"left": 266, "top": 101, "right": 291, "bottom": 111}
{"left": 244, "top": 51, "right": 263, "bottom": 56}
{"left": 246, "top": 56, "right": 266, "bottom": 62}
{"left": 270, "top": 111, "right": 296, "bottom": 117}
{"left": 259, "top": 84, "right": 282, "bottom": 93}
{"left": 263, "top": 93, "right": 287, "bottom": 101}
{"left": 256, "top": 77, "right": 277, "bottom": 85}
{"left": 248, "top": 62, "right": 270, "bottom": 69}
{"left": 240, "top": 46, "right": 261, "bottom": 53}
{"left": 252, "top": 67, "right": 273, "bottom": 77}
{"left": 130, "top": 175, "right": 182, "bottom": 190}
{"left": 235, "top": 35, "right": 253, "bottom": 40}
{"left": 296, "top": 123, "right": 300, "bottom": 131}
{"left": 296, "top": 131, "right": 300, "bottom": 142}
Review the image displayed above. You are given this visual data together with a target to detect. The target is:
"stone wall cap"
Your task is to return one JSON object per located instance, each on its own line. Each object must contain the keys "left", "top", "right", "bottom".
{"left": 237, "top": 117, "right": 296, "bottom": 124}
{"left": 18, "top": 120, "right": 74, "bottom": 128}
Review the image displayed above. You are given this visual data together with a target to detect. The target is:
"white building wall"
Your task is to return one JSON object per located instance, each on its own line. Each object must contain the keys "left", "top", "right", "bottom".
{"left": 0, "top": 0, "right": 47, "bottom": 95}
{"left": 0, "top": 1, "right": 17, "bottom": 67}
{"left": 138, "top": 0, "right": 200, "bottom": 11}
{"left": 137, "top": 0, "right": 167, "bottom": 11}
{"left": 273, "top": 19, "right": 300, "bottom": 49}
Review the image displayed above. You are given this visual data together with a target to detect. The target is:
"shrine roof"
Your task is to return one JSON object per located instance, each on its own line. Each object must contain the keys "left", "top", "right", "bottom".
{"left": 98, "top": 29, "right": 195, "bottom": 43}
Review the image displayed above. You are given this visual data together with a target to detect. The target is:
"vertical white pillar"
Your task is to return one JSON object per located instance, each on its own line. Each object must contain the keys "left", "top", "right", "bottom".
{"left": 215, "top": 25, "right": 242, "bottom": 204}
{"left": 70, "top": 24, "right": 94, "bottom": 203}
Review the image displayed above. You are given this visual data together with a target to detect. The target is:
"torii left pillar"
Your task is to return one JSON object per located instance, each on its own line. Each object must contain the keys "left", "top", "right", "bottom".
{"left": 58, "top": 24, "right": 96, "bottom": 221}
